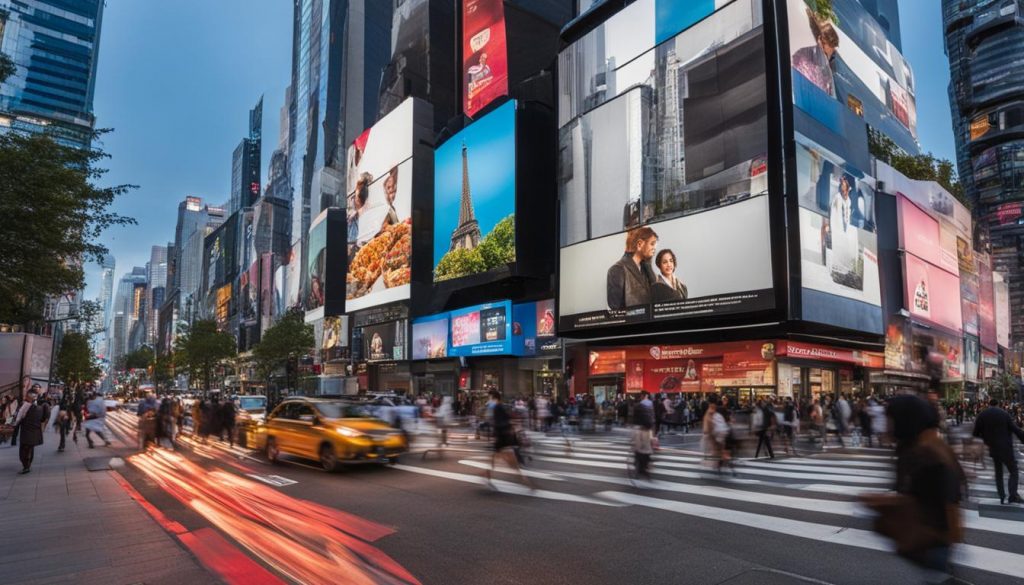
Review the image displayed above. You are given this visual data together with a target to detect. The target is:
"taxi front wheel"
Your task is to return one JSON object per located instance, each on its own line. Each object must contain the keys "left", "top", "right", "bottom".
{"left": 320, "top": 444, "right": 340, "bottom": 473}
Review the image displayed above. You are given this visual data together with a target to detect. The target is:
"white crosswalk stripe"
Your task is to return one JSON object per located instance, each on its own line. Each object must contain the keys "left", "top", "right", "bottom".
{"left": 394, "top": 434, "right": 1024, "bottom": 580}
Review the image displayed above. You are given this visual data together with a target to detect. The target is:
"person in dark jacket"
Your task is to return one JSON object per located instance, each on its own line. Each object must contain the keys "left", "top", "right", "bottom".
{"left": 972, "top": 398, "right": 1024, "bottom": 504}
{"left": 754, "top": 398, "right": 776, "bottom": 459}
{"left": 12, "top": 386, "right": 49, "bottom": 474}
{"left": 219, "top": 399, "right": 237, "bottom": 447}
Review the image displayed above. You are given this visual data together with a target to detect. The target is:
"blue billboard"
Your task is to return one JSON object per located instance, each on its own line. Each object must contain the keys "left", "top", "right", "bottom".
{"left": 448, "top": 301, "right": 513, "bottom": 357}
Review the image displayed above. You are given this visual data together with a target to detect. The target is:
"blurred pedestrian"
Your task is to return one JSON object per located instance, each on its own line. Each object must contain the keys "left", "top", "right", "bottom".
{"left": 631, "top": 417, "right": 656, "bottom": 483}
{"left": 55, "top": 392, "right": 73, "bottom": 452}
{"left": 483, "top": 390, "right": 533, "bottom": 489}
{"left": 220, "top": 399, "right": 236, "bottom": 447}
{"left": 861, "top": 395, "right": 965, "bottom": 579}
{"left": 972, "top": 398, "right": 1024, "bottom": 504}
{"left": 12, "top": 386, "right": 49, "bottom": 473}
{"left": 84, "top": 392, "right": 111, "bottom": 448}
{"left": 753, "top": 398, "right": 776, "bottom": 459}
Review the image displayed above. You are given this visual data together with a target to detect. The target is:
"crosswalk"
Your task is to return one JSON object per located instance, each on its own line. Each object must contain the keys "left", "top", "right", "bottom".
{"left": 103, "top": 410, "right": 1024, "bottom": 581}
{"left": 395, "top": 433, "right": 1024, "bottom": 581}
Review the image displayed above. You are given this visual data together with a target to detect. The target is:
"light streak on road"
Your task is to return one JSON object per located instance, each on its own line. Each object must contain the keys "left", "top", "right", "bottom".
{"left": 129, "top": 448, "right": 420, "bottom": 585}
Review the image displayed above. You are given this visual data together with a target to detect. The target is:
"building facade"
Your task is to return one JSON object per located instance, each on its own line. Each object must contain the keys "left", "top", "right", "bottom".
{"left": 0, "top": 0, "right": 104, "bottom": 149}
{"left": 944, "top": 0, "right": 1024, "bottom": 348}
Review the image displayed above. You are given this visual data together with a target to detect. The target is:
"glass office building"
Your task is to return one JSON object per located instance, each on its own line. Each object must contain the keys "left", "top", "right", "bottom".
{"left": 944, "top": 0, "right": 1024, "bottom": 344}
{"left": 0, "top": 0, "right": 104, "bottom": 149}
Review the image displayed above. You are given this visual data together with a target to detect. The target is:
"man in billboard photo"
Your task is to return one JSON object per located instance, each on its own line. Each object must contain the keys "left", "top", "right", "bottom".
{"left": 651, "top": 248, "right": 688, "bottom": 302}
{"left": 606, "top": 226, "right": 658, "bottom": 310}
{"left": 825, "top": 173, "right": 862, "bottom": 289}
{"left": 791, "top": 8, "right": 838, "bottom": 98}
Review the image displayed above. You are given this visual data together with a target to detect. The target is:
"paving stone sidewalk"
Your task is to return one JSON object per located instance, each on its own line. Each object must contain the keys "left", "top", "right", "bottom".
{"left": 0, "top": 426, "right": 217, "bottom": 584}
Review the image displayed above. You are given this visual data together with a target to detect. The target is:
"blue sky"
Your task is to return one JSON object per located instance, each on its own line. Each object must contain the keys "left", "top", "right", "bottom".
{"left": 432, "top": 100, "right": 517, "bottom": 269}
{"left": 84, "top": 0, "right": 956, "bottom": 296}
{"left": 85, "top": 0, "right": 291, "bottom": 294}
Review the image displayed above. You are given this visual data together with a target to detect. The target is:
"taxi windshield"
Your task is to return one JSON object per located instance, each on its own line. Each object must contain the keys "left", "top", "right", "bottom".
{"left": 238, "top": 396, "right": 266, "bottom": 411}
{"left": 315, "top": 402, "right": 375, "bottom": 419}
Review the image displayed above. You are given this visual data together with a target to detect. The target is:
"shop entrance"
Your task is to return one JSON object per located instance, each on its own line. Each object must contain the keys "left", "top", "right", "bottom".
{"left": 720, "top": 387, "right": 776, "bottom": 409}
{"left": 789, "top": 366, "right": 837, "bottom": 404}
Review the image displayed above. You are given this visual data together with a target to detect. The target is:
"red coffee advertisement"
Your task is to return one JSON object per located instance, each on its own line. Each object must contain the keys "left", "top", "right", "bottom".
{"left": 643, "top": 360, "right": 701, "bottom": 393}
{"left": 463, "top": 0, "right": 509, "bottom": 118}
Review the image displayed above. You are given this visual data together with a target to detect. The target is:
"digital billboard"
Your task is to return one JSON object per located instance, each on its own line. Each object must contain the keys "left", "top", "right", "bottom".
{"left": 787, "top": 0, "right": 917, "bottom": 146}
{"left": 362, "top": 320, "right": 408, "bottom": 362}
{"left": 433, "top": 100, "right": 516, "bottom": 282}
{"left": 977, "top": 254, "right": 997, "bottom": 350}
{"left": 240, "top": 261, "right": 259, "bottom": 324}
{"left": 795, "top": 137, "right": 882, "bottom": 332}
{"left": 995, "top": 272, "right": 1010, "bottom": 348}
{"left": 346, "top": 99, "right": 416, "bottom": 312}
{"left": 462, "top": 0, "right": 509, "bottom": 118}
{"left": 306, "top": 213, "right": 327, "bottom": 313}
{"left": 448, "top": 301, "right": 512, "bottom": 356}
{"left": 412, "top": 314, "right": 449, "bottom": 360}
{"left": 904, "top": 253, "right": 962, "bottom": 334}
{"left": 557, "top": 3, "right": 774, "bottom": 334}
{"left": 897, "top": 196, "right": 958, "bottom": 274}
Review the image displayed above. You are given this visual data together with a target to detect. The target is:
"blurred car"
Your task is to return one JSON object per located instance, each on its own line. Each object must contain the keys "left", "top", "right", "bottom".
{"left": 360, "top": 396, "right": 419, "bottom": 427}
{"left": 235, "top": 395, "right": 267, "bottom": 448}
{"left": 256, "top": 398, "right": 408, "bottom": 472}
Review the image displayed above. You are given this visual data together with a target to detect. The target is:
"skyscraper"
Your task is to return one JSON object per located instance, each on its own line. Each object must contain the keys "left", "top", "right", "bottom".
{"left": 146, "top": 246, "right": 167, "bottom": 347}
{"left": 944, "top": 0, "right": 1024, "bottom": 345}
{"left": 94, "top": 254, "right": 115, "bottom": 358}
{"left": 230, "top": 98, "right": 263, "bottom": 214}
{"left": 0, "top": 0, "right": 104, "bottom": 149}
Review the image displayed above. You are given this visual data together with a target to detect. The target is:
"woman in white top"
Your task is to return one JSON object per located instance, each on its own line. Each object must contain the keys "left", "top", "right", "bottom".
{"left": 652, "top": 249, "right": 688, "bottom": 301}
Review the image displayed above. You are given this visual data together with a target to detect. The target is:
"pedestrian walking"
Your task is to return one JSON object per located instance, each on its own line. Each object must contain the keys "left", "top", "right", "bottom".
{"left": 483, "top": 390, "right": 533, "bottom": 489}
{"left": 753, "top": 398, "right": 776, "bottom": 459}
{"left": 861, "top": 395, "right": 965, "bottom": 580}
{"left": 219, "top": 399, "right": 237, "bottom": 447}
{"left": 630, "top": 418, "right": 656, "bottom": 483}
{"left": 84, "top": 392, "right": 111, "bottom": 448}
{"left": 971, "top": 398, "right": 1024, "bottom": 504}
{"left": 55, "top": 392, "right": 73, "bottom": 452}
{"left": 12, "top": 386, "right": 49, "bottom": 474}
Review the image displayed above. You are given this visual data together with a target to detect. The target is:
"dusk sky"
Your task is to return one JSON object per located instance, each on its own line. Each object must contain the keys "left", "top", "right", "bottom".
{"left": 85, "top": 0, "right": 958, "bottom": 298}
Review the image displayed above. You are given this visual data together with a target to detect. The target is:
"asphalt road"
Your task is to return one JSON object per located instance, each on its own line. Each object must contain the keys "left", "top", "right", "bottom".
{"left": 103, "top": 412, "right": 1024, "bottom": 585}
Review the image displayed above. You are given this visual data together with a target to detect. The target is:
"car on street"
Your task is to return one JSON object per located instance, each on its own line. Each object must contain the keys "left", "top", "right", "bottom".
{"left": 235, "top": 394, "right": 267, "bottom": 448}
{"left": 256, "top": 397, "right": 408, "bottom": 472}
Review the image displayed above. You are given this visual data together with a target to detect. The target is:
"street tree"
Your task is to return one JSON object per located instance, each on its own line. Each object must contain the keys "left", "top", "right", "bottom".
{"left": 0, "top": 129, "right": 135, "bottom": 327}
{"left": 121, "top": 346, "right": 154, "bottom": 371}
{"left": 174, "top": 320, "right": 237, "bottom": 394}
{"left": 0, "top": 53, "right": 14, "bottom": 85}
{"left": 152, "top": 351, "right": 174, "bottom": 391}
{"left": 253, "top": 309, "right": 314, "bottom": 405}
{"left": 54, "top": 331, "right": 100, "bottom": 399}
{"left": 868, "top": 128, "right": 969, "bottom": 209}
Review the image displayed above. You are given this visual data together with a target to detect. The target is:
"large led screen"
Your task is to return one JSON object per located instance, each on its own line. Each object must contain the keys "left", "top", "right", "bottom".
{"left": 560, "top": 196, "right": 774, "bottom": 330}
{"left": 306, "top": 214, "right": 327, "bottom": 312}
{"left": 346, "top": 99, "right": 415, "bottom": 312}
{"left": 787, "top": 0, "right": 917, "bottom": 146}
{"left": 463, "top": 0, "right": 509, "bottom": 118}
{"left": 433, "top": 100, "right": 516, "bottom": 282}
{"left": 557, "top": 3, "right": 774, "bottom": 333}
{"left": 995, "top": 272, "right": 1010, "bottom": 348}
{"left": 796, "top": 137, "right": 881, "bottom": 331}
{"left": 897, "top": 196, "right": 958, "bottom": 274}
{"left": 448, "top": 301, "right": 512, "bottom": 356}
{"left": 412, "top": 314, "right": 449, "bottom": 360}
{"left": 977, "top": 254, "right": 997, "bottom": 350}
{"left": 904, "top": 253, "right": 962, "bottom": 334}
{"left": 362, "top": 320, "right": 408, "bottom": 362}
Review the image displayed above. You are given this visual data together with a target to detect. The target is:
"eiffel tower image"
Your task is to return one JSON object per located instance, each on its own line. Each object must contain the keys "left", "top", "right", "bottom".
{"left": 449, "top": 142, "right": 482, "bottom": 252}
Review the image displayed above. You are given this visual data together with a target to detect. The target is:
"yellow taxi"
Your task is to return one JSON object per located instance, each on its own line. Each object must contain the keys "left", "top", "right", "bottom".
{"left": 257, "top": 397, "right": 409, "bottom": 472}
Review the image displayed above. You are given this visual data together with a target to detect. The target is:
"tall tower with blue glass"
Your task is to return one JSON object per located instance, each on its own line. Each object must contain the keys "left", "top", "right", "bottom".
{"left": 0, "top": 0, "right": 104, "bottom": 149}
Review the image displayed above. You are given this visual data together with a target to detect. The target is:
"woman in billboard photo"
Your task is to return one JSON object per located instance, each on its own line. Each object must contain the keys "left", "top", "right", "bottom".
{"left": 825, "top": 173, "right": 863, "bottom": 289}
{"left": 606, "top": 226, "right": 658, "bottom": 311}
{"left": 651, "top": 249, "right": 688, "bottom": 302}
{"left": 347, "top": 172, "right": 372, "bottom": 257}
{"left": 381, "top": 167, "right": 401, "bottom": 229}
{"left": 791, "top": 7, "right": 839, "bottom": 98}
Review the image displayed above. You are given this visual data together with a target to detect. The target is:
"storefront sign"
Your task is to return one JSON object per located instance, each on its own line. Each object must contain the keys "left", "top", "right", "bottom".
{"left": 589, "top": 350, "right": 626, "bottom": 376}
{"left": 643, "top": 360, "right": 700, "bottom": 393}
{"left": 625, "top": 360, "right": 644, "bottom": 392}
{"left": 779, "top": 342, "right": 884, "bottom": 368}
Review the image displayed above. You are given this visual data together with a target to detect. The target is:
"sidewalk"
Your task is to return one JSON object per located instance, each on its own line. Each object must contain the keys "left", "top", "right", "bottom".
{"left": 0, "top": 427, "right": 217, "bottom": 585}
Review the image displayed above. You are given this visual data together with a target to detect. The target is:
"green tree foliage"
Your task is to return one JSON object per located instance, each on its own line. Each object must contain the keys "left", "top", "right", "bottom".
{"left": 983, "top": 371, "right": 1021, "bottom": 402}
{"left": 173, "top": 320, "right": 236, "bottom": 394}
{"left": 122, "top": 346, "right": 154, "bottom": 371}
{"left": 0, "top": 53, "right": 15, "bottom": 85}
{"left": 868, "top": 128, "right": 970, "bottom": 209}
{"left": 253, "top": 309, "right": 314, "bottom": 397}
{"left": 434, "top": 215, "right": 515, "bottom": 281}
{"left": 54, "top": 331, "right": 100, "bottom": 394}
{"left": 152, "top": 351, "right": 174, "bottom": 389}
{"left": 805, "top": 0, "right": 837, "bottom": 23}
{"left": 0, "top": 130, "right": 135, "bottom": 326}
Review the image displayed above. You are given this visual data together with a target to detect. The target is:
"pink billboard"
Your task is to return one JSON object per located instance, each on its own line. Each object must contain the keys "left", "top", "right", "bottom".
{"left": 977, "top": 255, "right": 997, "bottom": 350}
{"left": 898, "top": 196, "right": 957, "bottom": 274}
{"left": 904, "top": 253, "right": 962, "bottom": 333}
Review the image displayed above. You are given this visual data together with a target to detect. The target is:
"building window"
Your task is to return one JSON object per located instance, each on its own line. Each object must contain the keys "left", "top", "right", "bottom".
{"left": 846, "top": 94, "right": 864, "bottom": 117}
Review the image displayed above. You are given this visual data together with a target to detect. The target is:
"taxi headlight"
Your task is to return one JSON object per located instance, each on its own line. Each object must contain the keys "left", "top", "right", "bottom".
{"left": 336, "top": 426, "right": 367, "bottom": 438}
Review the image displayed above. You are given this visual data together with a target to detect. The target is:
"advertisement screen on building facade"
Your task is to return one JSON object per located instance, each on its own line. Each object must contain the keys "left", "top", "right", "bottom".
{"left": 240, "top": 261, "right": 259, "bottom": 324}
{"left": 448, "top": 301, "right": 512, "bottom": 356}
{"left": 433, "top": 100, "right": 516, "bottom": 283}
{"left": 321, "top": 316, "right": 348, "bottom": 362}
{"left": 412, "top": 314, "right": 449, "bottom": 360}
{"left": 305, "top": 213, "right": 327, "bottom": 313}
{"left": 960, "top": 271, "right": 980, "bottom": 338}
{"left": 462, "top": 0, "right": 509, "bottom": 118}
{"left": 362, "top": 320, "right": 408, "bottom": 362}
{"left": 904, "top": 253, "right": 963, "bottom": 334}
{"left": 215, "top": 283, "right": 232, "bottom": 330}
{"left": 964, "top": 335, "right": 980, "bottom": 383}
{"left": 346, "top": 99, "right": 416, "bottom": 312}
{"left": 260, "top": 253, "right": 274, "bottom": 335}
{"left": 796, "top": 137, "right": 882, "bottom": 332}
{"left": 995, "top": 272, "right": 1010, "bottom": 349}
{"left": 557, "top": 2, "right": 774, "bottom": 333}
{"left": 898, "top": 196, "right": 959, "bottom": 274}
{"left": 977, "top": 254, "right": 997, "bottom": 350}
{"left": 787, "top": 0, "right": 917, "bottom": 142}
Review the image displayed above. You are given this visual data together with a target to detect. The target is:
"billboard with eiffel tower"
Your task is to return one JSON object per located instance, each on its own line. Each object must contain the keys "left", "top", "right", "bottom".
{"left": 433, "top": 100, "right": 517, "bottom": 282}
